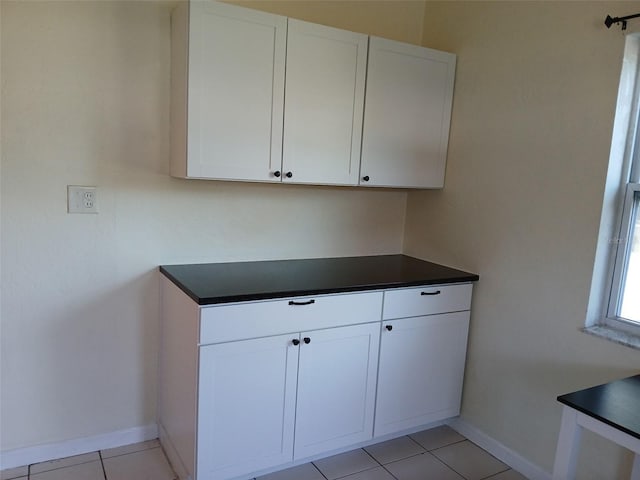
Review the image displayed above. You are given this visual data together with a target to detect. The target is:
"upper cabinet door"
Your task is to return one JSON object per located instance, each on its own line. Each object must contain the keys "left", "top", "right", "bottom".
{"left": 360, "top": 37, "right": 456, "bottom": 189}
{"left": 282, "top": 20, "right": 367, "bottom": 186}
{"left": 177, "top": 1, "right": 287, "bottom": 181}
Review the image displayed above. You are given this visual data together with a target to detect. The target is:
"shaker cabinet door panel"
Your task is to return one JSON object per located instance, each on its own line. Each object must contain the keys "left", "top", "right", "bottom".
{"left": 361, "top": 37, "right": 455, "bottom": 189}
{"left": 197, "top": 334, "right": 298, "bottom": 479}
{"left": 374, "top": 312, "right": 469, "bottom": 437}
{"left": 294, "top": 323, "right": 380, "bottom": 459}
{"left": 283, "top": 19, "right": 367, "bottom": 185}
{"left": 186, "top": 1, "right": 286, "bottom": 181}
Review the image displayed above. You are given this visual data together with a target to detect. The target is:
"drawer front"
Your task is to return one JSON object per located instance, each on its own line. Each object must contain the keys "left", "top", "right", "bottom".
{"left": 382, "top": 284, "right": 472, "bottom": 320}
{"left": 200, "top": 291, "right": 383, "bottom": 344}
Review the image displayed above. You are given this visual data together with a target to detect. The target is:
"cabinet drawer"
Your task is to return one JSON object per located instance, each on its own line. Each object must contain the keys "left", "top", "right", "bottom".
{"left": 200, "top": 291, "right": 383, "bottom": 344}
{"left": 382, "top": 284, "right": 472, "bottom": 320}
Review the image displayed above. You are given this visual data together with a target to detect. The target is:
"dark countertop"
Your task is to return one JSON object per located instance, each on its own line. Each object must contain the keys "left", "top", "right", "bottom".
{"left": 557, "top": 374, "right": 640, "bottom": 440}
{"left": 160, "top": 254, "right": 479, "bottom": 305}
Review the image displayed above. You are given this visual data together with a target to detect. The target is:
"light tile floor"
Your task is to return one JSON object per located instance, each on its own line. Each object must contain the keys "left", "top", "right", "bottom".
{"left": 0, "top": 439, "right": 176, "bottom": 480}
{"left": 0, "top": 426, "right": 528, "bottom": 480}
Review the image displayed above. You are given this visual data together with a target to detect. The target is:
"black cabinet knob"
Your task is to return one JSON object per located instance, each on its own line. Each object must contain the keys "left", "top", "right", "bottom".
{"left": 292, "top": 339, "right": 300, "bottom": 346}
{"left": 362, "top": 175, "right": 370, "bottom": 182}
{"left": 273, "top": 171, "right": 281, "bottom": 178}
{"left": 303, "top": 337, "right": 311, "bottom": 344}
{"left": 286, "top": 171, "right": 293, "bottom": 178}
{"left": 385, "top": 325, "right": 393, "bottom": 331}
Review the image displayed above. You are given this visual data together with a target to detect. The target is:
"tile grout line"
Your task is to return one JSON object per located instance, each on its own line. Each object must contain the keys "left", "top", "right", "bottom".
{"left": 381, "top": 451, "right": 442, "bottom": 480}
{"left": 361, "top": 446, "right": 384, "bottom": 468}
{"left": 435, "top": 438, "right": 512, "bottom": 480}
{"left": 477, "top": 466, "right": 512, "bottom": 480}
{"left": 427, "top": 448, "right": 471, "bottom": 480}
{"left": 378, "top": 460, "right": 401, "bottom": 480}
{"left": 413, "top": 436, "right": 468, "bottom": 453}
{"left": 26, "top": 457, "right": 99, "bottom": 476}
{"left": 311, "top": 461, "right": 329, "bottom": 480}
{"left": 406, "top": 434, "right": 427, "bottom": 451}
{"left": 361, "top": 440, "right": 421, "bottom": 480}
{"left": 98, "top": 450, "right": 107, "bottom": 480}
{"left": 313, "top": 447, "right": 384, "bottom": 480}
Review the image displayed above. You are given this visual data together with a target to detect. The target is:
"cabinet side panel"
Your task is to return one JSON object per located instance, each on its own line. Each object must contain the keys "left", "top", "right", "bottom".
{"left": 170, "top": 3, "right": 188, "bottom": 178}
{"left": 159, "top": 276, "right": 199, "bottom": 478}
{"left": 438, "top": 55, "right": 456, "bottom": 187}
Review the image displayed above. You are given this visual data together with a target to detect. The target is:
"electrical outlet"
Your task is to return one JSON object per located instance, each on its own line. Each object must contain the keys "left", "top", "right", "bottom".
{"left": 68, "top": 186, "right": 98, "bottom": 214}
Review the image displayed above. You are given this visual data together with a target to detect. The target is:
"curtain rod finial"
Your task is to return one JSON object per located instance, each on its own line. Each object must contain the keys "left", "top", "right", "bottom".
{"left": 605, "top": 14, "right": 615, "bottom": 29}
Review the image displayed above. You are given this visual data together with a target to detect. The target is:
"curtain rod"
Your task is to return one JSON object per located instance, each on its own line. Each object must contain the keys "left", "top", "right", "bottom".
{"left": 605, "top": 13, "right": 640, "bottom": 31}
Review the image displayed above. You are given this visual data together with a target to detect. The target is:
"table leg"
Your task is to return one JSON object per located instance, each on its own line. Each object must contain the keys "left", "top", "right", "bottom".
{"left": 552, "top": 406, "right": 582, "bottom": 480}
{"left": 631, "top": 454, "right": 640, "bottom": 480}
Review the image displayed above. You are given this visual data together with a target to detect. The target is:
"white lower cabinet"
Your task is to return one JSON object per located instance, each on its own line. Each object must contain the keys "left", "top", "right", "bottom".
{"left": 294, "top": 323, "right": 380, "bottom": 459}
{"left": 197, "top": 323, "right": 380, "bottom": 479}
{"left": 197, "top": 334, "right": 298, "bottom": 480}
{"left": 159, "top": 278, "right": 473, "bottom": 480}
{"left": 374, "top": 312, "right": 470, "bottom": 437}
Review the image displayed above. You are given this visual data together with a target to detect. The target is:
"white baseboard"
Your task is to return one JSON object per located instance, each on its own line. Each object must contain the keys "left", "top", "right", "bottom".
{"left": 447, "top": 418, "right": 551, "bottom": 480}
{"left": 0, "top": 423, "right": 158, "bottom": 470}
{"left": 1, "top": 419, "right": 550, "bottom": 477}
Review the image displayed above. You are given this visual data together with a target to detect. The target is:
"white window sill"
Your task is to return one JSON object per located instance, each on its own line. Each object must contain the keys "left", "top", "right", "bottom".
{"left": 582, "top": 325, "right": 640, "bottom": 350}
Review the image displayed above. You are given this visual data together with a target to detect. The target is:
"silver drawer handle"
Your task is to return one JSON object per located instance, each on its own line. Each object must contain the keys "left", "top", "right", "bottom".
{"left": 288, "top": 299, "right": 315, "bottom": 306}
{"left": 420, "top": 290, "right": 441, "bottom": 296}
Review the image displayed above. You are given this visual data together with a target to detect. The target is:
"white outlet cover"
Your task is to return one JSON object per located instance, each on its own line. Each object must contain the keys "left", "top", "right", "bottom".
{"left": 68, "top": 186, "right": 98, "bottom": 214}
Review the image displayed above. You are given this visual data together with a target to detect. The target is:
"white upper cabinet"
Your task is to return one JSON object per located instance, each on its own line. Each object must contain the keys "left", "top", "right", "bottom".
{"left": 171, "top": 1, "right": 456, "bottom": 189}
{"left": 282, "top": 20, "right": 367, "bottom": 186}
{"left": 360, "top": 37, "right": 456, "bottom": 189}
{"left": 171, "top": 1, "right": 286, "bottom": 181}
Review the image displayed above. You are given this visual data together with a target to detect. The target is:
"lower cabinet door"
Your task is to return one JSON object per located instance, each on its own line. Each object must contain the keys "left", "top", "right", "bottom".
{"left": 197, "top": 334, "right": 299, "bottom": 479}
{"left": 294, "top": 323, "right": 380, "bottom": 460}
{"left": 374, "top": 312, "right": 470, "bottom": 437}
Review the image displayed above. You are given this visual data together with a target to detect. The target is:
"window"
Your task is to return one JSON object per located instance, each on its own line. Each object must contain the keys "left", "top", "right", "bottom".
{"left": 586, "top": 33, "right": 640, "bottom": 347}
{"left": 609, "top": 184, "right": 640, "bottom": 326}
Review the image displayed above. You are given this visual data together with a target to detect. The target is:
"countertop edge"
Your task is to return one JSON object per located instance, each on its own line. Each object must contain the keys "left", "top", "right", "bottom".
{"left": 196, "top": 276, "right": 478, "bottom": 305}
{"left": 159, "top": 259, "right": 479, "bottom": 306}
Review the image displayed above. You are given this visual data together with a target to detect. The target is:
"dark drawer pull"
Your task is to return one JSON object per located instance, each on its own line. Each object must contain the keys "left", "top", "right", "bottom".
{"left": 288, "top": 299, "right": 315, "bottom": 306}
{"left": 303, "top": 337, "right": 311, "bottom": 344}
{"left": 385, "top": 325, "right": 393, "bottom": 331}
{"left": 421, "top": 290, "right": 441, "bottom": 296}
{"left": 292, "top": 339, "right": 300, "bottom": 346}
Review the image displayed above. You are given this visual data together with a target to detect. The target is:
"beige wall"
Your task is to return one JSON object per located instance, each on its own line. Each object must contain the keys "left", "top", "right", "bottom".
{"left": 406, "top": 1, "right": 640, "bottom": 477}
{"left": 0, "top": 1, "right": 410, "bottom": 451}
{"left": 3, "top": 0, "right": 640, "bottom": 475}
{"left": 233, "top": 0, "right": 425, "bottom": 45}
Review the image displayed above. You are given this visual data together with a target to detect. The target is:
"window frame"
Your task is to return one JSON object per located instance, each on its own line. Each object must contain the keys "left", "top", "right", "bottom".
{"left": 586, "top": 33, "right": 640, "bottom": 348}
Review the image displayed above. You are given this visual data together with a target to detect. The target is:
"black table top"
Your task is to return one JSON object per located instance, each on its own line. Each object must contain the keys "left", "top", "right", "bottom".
{"left": 557, "top": 375, "right": 640, "bottom": 440}
{"left": 160, "top": 254, "right": 479, "bottom": 305}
